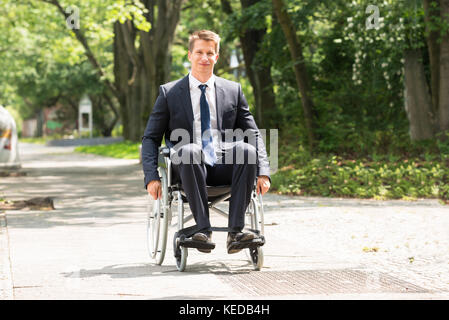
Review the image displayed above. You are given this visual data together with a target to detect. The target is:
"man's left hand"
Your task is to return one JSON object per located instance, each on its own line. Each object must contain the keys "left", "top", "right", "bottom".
{"left": 256, "top": 175, "right": 271, "bottom": 195}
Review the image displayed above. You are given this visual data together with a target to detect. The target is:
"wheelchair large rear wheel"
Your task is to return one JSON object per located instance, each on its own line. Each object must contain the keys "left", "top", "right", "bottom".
{"left": 245, "top": 195, "right": 264, "bottom": 270}
{"left": 146, "top": 167, "right": 170, "bottom": 265}
{"left": 246, "top": 193, "right": 264, "bottom": 235}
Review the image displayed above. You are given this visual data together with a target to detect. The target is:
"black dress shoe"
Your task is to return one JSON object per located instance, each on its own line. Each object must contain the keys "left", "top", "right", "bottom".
{"left": 227, "top": 232, "right": 255, "bottom": 254}
{"left": 192, "top": 232, "right": 215, "bottom": 253}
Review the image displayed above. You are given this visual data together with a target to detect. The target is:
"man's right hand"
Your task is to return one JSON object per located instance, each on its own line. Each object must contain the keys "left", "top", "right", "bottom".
{"left": 147, "top": 180, "right": 162, "bottom": 200}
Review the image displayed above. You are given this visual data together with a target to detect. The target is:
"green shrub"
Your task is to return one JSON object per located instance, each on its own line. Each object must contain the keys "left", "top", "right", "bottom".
{"left": 272, "top": 151, "right": 449, "bottom": 202}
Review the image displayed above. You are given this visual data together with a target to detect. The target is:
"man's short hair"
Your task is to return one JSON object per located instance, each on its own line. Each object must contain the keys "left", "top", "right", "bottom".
{"left": 188, "top": 30, "right": 220, "bottom": 53}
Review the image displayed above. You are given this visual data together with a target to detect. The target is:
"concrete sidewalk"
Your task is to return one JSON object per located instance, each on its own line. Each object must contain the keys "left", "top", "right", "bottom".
{"left": 0, "top": 143, "right": 448, "bottom": 299}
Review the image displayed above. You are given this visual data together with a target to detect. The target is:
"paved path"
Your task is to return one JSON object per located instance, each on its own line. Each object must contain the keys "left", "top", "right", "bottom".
{"left": 1, "top": 143, "right": 448, "bottom": 299}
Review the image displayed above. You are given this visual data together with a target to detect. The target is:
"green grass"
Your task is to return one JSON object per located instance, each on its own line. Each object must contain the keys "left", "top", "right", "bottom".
{"left": 75, "top": 141, "right": 140, "bottom": 159}
{"left": 19, "top": 137, "right": 48, "bottom": 144}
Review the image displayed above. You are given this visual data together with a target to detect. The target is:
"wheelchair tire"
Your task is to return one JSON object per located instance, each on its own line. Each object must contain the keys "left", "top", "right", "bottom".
{"left": 176, "top": 246, "right": 188, "bottom": 272}
{"left": 146, "top": 167, "right": 170, "bottom": 265}
{"left": 245, "top": 194, "right": 264, "bottom": 270}
{"left": 257, "top": 193, "right": 265, "bottom": 236}
{"left": 249, "top": 247, "right": 264, "bottom": 271}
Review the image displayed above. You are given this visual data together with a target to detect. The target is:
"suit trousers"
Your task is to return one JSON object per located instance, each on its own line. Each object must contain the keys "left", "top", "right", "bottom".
{"left": 171, "top": 142, "right": 257, "bottom": 234}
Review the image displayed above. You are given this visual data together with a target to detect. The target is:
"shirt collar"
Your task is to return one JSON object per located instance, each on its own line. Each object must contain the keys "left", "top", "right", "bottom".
{"left": 189, "top": 73, "right": 215, "bottom": 90}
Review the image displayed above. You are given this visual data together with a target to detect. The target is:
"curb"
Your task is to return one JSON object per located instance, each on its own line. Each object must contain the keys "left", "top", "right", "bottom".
{"left": 0, "top": 213, "right": 14, "bottom": 300}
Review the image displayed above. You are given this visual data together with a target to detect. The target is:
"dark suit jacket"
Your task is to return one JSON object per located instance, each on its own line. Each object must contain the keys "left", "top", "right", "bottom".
{"left": 141, "top": 74, "right": 270, "bottom": 188}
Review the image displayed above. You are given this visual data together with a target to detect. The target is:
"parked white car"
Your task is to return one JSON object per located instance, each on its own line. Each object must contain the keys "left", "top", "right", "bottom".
{"left": 0, "top": 105, "right": 21, "bottom": 168}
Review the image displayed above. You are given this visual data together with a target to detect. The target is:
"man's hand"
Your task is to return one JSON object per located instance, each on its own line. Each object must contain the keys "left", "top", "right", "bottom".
{"left": 147, "top": 180, "right": 162, "bottom": 200}
{"left": 256, "top": 175, "right": 271, "bottom": 195}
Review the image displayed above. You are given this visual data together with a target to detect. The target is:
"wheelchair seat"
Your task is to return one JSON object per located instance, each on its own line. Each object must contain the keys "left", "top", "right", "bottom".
{"left": 166, "top": 147, "right": 232, "bottom": 202}
{"left": 205, "top": 185, "right": 232, "bottom": 199}
{"left": 178, "top": 182, "right": 232, "bottom": 203}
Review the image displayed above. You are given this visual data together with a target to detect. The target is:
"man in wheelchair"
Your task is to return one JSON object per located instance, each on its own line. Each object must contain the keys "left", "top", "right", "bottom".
{"left": 141, "top": 30, "right": 270, "bottom": 255}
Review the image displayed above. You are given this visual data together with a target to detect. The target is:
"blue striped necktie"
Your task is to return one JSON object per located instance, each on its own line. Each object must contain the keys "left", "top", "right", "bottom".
{"left": 199, "top": 84, "right": 217, "bottom": 166}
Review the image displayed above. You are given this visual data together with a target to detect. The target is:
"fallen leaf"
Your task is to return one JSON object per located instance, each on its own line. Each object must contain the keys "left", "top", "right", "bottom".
{"left": 363, "top": 246, "right": 379, "bottom": 253}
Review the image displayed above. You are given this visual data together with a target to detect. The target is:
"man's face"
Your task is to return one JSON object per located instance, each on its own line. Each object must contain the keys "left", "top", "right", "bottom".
{"left": 188, "top": 39, "right": 219, "bottom": 75}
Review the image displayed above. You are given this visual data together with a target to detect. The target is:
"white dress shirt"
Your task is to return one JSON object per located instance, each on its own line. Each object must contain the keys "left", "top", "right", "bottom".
{"left": 188, "top": 73, "right": 221, "bottom": 156}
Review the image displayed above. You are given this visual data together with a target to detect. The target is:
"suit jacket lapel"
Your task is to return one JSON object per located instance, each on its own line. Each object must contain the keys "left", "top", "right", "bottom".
{"left": 177, "top": 75, "right": 194, "bottom": 133}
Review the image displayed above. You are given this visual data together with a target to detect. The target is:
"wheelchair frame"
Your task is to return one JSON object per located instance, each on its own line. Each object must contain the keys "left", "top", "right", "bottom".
{"left": 146, "top": 146, "right": 266, "bottom": 272}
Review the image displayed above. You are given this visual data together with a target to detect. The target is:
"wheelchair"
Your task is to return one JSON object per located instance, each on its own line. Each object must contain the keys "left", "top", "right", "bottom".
{"left": 146, "top": 146, "right": 266, "bottom": 272}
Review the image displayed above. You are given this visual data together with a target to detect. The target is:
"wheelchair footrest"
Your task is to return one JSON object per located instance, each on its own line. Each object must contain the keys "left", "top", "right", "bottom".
{"left": 228, "top": 236, "right": 265, "bottom": 250}
{"left": 179, "top": 238, "right": 216, "bottom": 250}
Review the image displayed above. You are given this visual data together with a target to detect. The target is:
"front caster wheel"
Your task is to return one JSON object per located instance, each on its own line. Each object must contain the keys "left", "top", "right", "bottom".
{"left": 176, "top": 246, "right": 188, "bottom": 272}
{"left": 249, "top": 247, "right": 263, "bottom": 271}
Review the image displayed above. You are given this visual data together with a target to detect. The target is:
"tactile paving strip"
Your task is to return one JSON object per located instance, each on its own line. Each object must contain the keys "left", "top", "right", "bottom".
{"left": 216, "top": 269, "right": 431, "bottom": 296}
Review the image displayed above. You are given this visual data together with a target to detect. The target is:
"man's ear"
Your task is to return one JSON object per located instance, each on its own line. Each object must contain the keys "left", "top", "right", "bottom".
{"left": 214, "top": 53, "right": 219, "bottom": 64}
{"left": 187, "top": 51, "right": 192, "bottom": 62}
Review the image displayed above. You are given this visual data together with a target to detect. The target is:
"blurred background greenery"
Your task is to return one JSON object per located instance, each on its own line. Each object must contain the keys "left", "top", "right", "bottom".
{"left": 2, "top": 0, "right": 449, "bottom": 200}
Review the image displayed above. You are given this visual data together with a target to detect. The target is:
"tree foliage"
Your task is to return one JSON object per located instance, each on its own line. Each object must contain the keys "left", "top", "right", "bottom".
{"left": 1, "top": 0, "right": 449, "bottom": 157}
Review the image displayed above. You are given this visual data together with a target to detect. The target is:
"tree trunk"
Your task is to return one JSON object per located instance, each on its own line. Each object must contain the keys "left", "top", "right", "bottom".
{"left": 423, "top": 0, "right": 440, "bottom": 116}
{"left": 113, "top": 0, "right": 183, "bottom": 141}
{"left": 45, "top": 0, "right": 183, "bottom": 142}
{"left": 102, "top": 93, "right": 120, "bottom": 135}
{"left": 36, "top": 109, "right": 44, "bottom": 137}
{"left": 91, "top": 95, "right": 118, "bottom": 137}
{"left": 272, "top": 0, "right": 317, "bottom": 150}
{"left": 404, "top": 49, "right": 436, "bottom": 140}
{"left": 141, "top": 0, "right": 182, "bottom": 115}
{"left": 240, "top": 0, "right": 277, "bottom": 129}
{"left": 220, "top": 0, "right": 278, "bottom": 129}
{"left": 439, "top": 0, "right": 449, "bottom": 137}
{"left": 113, "top": 19, "right": 144, "bottom": 141}
{"left": 113, "top": 21, "right": 132, "bottom": 140}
